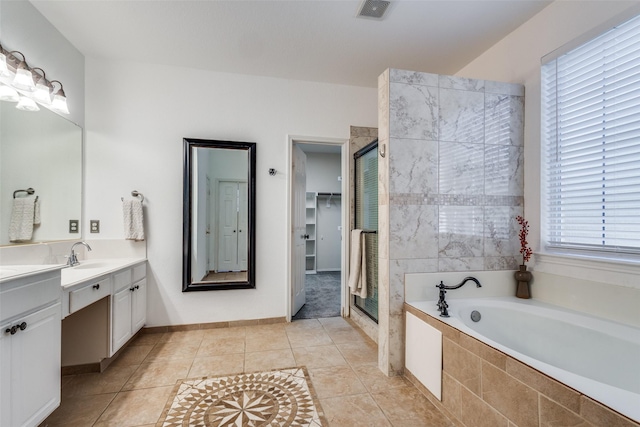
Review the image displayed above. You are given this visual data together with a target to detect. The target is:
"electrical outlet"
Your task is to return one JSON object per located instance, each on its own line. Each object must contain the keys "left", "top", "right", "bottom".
{"left": 69, "top": 220, "right": 79, "bottom": 233}
{"left": 90, "top": 220, "right": 100, "bottom": 233}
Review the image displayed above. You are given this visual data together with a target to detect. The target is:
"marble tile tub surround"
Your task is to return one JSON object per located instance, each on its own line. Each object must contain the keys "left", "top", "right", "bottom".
{"left": 378, "top": 68, "right": 524, "bottom": 375}
{"left": 0, "top": 239, "right": 146, "bottom": 266}
{"left": 404, "top": 304, "right": 640, "bottom": 427}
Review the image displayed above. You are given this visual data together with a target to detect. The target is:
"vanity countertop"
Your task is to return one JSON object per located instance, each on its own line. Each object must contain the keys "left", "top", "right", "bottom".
{"left": 61, "top": 258, "right": 146, "bottom": 289}
{"left": 0, "top": 264, "right": 65, "bottom": 283}
{"left": 0, "top": 258, "right": 146, "bottom": 288}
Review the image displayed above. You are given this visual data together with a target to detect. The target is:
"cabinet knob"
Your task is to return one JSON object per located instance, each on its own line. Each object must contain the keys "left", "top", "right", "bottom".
{"left": 5, "top": 324, "right": 21, "bottom": 335}
{"left": 130, "top": 287, "right": 135, "bottom": 292}
{"left": 93, "top": 284, "right": 100, "bottom": 290}
{"left": 135, "top": 285, "right": 140, "bottom": 290}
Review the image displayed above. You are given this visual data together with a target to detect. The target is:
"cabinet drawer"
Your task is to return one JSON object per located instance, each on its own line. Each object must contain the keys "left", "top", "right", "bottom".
{"left": 1, "top": 272, "right": 60, "bottom": 323}
{"left": 113, "top": 269, "right": 132, "bottom": 292}
{"left": 69, "top": 278, "right": 111, "bottom": 314}
{"left": 132, "top": 263, "right": 146, "bottom": 283}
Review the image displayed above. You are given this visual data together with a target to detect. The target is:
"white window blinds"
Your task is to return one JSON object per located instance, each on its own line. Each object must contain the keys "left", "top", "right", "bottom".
{"left": 542, "top": 13, "right": 640, "bottom": 254}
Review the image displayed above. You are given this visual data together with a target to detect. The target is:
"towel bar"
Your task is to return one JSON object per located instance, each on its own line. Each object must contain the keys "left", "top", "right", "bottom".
{"left": 13, "top": 188, "right": 35, "bottom": 198}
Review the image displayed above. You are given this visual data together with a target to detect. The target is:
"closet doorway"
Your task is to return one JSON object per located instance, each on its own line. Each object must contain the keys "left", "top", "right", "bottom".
{"left": 289, "top": 139, "right": 347, "bottom": 321}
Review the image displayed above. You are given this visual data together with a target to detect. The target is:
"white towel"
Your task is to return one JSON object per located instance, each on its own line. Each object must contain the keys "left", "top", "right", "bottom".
{"left": 9, "top": 196, "right": 37, "bottom": 242}
{"left": 348, "top": 229, "right": 368, "bottom": 298}
{"left": 123, "top": 199, "right": 145, "bottom": 241}
{"left": 33, "top": 197, "right": 41, "bottom": 225}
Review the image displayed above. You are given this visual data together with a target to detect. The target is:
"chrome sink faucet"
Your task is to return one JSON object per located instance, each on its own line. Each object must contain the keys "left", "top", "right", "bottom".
{"left": 67, "top": 241, "right": 92, "bottom": 267}
{"left": 436, "top": 276, "right": 482, "bottom": 317}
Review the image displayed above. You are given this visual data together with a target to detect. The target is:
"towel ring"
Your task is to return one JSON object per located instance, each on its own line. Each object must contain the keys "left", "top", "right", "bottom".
{"left": 131, "top": 190, "right": 144, "bottom": 202}
{"left": 121, "top": 190, "right": 144, "bottom": 202}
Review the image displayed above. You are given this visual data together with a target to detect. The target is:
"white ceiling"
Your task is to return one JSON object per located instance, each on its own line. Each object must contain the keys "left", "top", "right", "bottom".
{"left": 31, "top": 0, "right": 553, "bottom": 88}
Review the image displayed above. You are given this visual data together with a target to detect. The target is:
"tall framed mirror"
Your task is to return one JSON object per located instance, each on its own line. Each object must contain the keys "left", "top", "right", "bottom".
{"left": 183, "top": 138, "right": 256, "bottom": 291}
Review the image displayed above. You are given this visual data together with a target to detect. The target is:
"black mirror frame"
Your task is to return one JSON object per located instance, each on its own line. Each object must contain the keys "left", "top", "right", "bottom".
{"left": 182, "top": 138, "right": 256, "bottom": 291}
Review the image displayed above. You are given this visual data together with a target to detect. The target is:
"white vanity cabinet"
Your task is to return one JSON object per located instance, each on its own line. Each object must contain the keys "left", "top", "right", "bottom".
{"left": 1, "top": 269, "right": 62, "bottom": 427}
{"left": 111, "top": 263, "right": 146, "bottom": 355}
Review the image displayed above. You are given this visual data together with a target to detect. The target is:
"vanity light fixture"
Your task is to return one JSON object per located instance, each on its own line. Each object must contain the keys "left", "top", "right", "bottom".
{"left": 50, "top": 80, "right": 69, "bottom": 114}
{"left": 0, "top": 42, "right": 70, "bottom": 114}
{"left": 16, "top": 94, "right": 39, "bottom": 112}
{"left": 0, "top": 84, "right": 19, "bottom": 102}
{"left": 0, "top": 51, "right": 9, "bottom": 76}
{"left": 32, "top": 68, "right": 52, "bottom": 105}
{"left": 11, "top": 52, "right": 35, "bottom": 92}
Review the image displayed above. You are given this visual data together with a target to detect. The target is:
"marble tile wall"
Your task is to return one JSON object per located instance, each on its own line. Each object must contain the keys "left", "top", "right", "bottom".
{"left": 378, "top": 69, "right": 525, "bottom": 375}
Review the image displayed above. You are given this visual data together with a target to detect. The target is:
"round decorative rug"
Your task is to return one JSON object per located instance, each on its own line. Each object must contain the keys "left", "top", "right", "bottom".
{"left": 156, "top": 367, "right": 325, "bottom": 426}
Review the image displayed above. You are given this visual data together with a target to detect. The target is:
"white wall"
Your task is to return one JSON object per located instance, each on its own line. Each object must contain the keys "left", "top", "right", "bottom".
{"left": 306, "top": 152, "right": 342, "bottom": 271}
{"left": 84, "top": 58, "right": 376, "bottom": 326}
{"left": 306, "top": 153, "right": 342, "bottom": 194}
{"left": 457, "top": 0, "right": 638, "bottom": 258}
{"left": 315, "top": 197, "right": 342, "bottom": 271}
{"left": 456, "top": 1, "right": 640, "bottom": 315}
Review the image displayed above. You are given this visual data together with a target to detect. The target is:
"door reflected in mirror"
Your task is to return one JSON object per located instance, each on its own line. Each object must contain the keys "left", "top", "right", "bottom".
{"left": 183, "top": 139, "right": 256, "bottom": 291}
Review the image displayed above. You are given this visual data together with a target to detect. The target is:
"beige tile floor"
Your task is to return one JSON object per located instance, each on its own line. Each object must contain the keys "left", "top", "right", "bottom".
{"left": 43, "top": 317, "right": 454, "bottom": 427}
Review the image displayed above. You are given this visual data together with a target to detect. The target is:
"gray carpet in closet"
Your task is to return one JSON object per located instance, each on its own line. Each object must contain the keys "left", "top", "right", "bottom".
{"left": 292, "top": 271, "right": 341, "bottom": 320}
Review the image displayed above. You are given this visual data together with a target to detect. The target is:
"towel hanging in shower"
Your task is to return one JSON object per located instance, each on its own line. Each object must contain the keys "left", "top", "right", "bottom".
{"left": 348, "top": 229, "right": 368, "bottom": 298}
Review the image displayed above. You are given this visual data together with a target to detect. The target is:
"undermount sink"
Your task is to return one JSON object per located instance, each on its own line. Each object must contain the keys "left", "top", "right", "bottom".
{"left": 72, "top": 261, "right": 113, "bottom": 270}
{"left": 62, "top": 258, "right": 143, "bottom": 288}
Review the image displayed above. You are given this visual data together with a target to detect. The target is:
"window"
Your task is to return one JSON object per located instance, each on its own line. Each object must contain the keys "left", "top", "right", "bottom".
{"left": 542, "top": 13, "right": 640, "bottom": 257}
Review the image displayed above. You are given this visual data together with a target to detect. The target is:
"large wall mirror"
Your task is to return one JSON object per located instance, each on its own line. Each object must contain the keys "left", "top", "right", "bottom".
{"left": 0, "top": 103, "right": 82, "bottom": 245}
{"left": 183, "top": 138, "right": 256, "bottom": 291}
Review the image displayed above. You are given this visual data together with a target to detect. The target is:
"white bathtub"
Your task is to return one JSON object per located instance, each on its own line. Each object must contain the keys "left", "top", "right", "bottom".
{"left": 408, "top": 297, "right": 640, "bottom": 423}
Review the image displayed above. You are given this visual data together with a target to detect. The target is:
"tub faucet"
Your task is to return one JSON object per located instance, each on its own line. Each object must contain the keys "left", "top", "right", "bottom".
{"left": 436, "top": 277, "right": 482, "bottom": 317}
{"left": 67, "top": 241, "right": 92, "bottom": 267}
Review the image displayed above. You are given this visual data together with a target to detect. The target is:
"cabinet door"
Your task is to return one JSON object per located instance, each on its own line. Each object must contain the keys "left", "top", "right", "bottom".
{"left": 111, "top": 286, "right": 132, "bottom": 354}
{"left": 131, "top": 278, "right": 147, "bottom": 333}
{"left": 1, "top": 303, "right": 61, "bottom": 427}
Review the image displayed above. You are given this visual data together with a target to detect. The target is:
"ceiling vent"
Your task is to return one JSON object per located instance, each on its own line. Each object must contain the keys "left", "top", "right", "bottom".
{"left": 356, "top": 0, "right": 391, "bottom": 20}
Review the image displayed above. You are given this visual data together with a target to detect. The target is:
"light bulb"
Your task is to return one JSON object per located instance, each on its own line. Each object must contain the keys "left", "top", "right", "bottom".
{"left": 16, "top": 95, "right": 39, "bottom": 111}
{"left": 0, "top": 84, "right": 19, "bottom": 102}
{"left": 0, "top": 52, "right": 9, "bottom": 77}
{"left": 51, "top": 92, "right": 69, "bottom": 114}
{"left": 34, "top": 81, "right": 52, "bottom": 104}
{"left": 13, "top": 66, "right": 35, "bottom": 91}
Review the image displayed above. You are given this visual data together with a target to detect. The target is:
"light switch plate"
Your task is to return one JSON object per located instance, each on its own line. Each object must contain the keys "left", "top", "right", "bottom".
{"left": 90, "top": 220, "right": 100, "bottom": 233}
{"left": 69, "top": 220, "right": 79, "bottom": 233}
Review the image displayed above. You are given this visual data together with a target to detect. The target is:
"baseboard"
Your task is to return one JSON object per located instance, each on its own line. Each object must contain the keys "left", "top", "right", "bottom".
{"left": 142, "top": 316, "right": 287, "bottom": 333}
